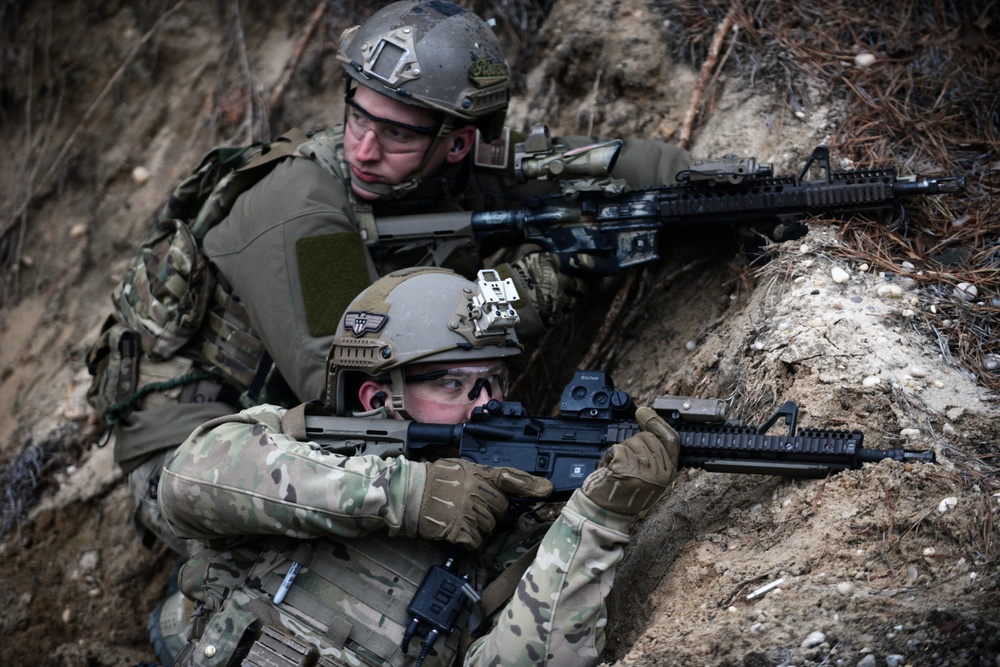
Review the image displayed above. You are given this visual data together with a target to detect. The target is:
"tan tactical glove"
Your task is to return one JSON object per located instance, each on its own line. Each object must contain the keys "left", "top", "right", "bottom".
{"left": 496, "top": 252, "right": 591, "bottom": 334}
{"left": 581, "top": 407, "right": 680, "bottom": 516}
{"left": 419, "top": 459, "right": 553, "bottom": 549}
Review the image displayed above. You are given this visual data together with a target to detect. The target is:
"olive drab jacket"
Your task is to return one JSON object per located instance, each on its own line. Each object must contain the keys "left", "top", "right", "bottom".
{"left": 159, "top": 404, "right": 639, "bottom": 666}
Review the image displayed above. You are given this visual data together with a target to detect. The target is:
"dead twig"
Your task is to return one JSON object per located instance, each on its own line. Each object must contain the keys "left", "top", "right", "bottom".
{"left": 678, "top": 3, "right": 738, "bottom": 149}
{"left": 268, "top": 1, "right": 329, "bottom": 116}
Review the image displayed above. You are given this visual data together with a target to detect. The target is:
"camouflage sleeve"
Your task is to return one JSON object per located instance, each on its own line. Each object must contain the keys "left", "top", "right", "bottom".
{"left": 158, "top": 404, "right": 426, "bottom": 543}
{"left": 464, "top": 489, "right": 635, "bottom": 666}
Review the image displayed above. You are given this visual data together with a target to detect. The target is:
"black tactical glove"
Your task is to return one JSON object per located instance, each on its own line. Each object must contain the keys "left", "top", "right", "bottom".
{"left": 419, "top": 458, "right": 553, "bottom": 549}
{"left": 581, "top": 407, "right": 680, "bottom": 515}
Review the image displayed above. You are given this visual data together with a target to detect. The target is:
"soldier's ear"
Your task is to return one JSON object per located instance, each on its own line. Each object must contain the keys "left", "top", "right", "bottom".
{"left": 359, "top": 381, "right": 390, "bottom": 411}
{"left": 445, "top": 126, "right": 477, "bottom": 164}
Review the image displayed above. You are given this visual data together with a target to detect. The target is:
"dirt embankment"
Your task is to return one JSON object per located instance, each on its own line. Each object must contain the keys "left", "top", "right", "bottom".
{"left": 1, "top": 1, "right": 997, "bottom": 666}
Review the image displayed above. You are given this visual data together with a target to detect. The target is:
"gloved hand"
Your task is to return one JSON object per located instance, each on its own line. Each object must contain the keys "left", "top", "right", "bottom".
{"left": 496, "top": 252, "right": 591, "bottom": 334}
{"left": 419, "top": 459, "right": 553, "bottom": 549}
{"left": 581, "top": 406, "right": 680, "bottom": 515}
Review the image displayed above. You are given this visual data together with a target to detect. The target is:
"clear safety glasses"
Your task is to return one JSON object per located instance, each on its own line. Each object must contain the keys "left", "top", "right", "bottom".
{"left": 404, "top": 364, "right": 510, "bottom": 405}
{"left": 344, "top": 88, "right": 440, "bottom": 154}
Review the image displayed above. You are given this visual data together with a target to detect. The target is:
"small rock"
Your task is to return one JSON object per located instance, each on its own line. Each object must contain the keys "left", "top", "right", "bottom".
{"left": 831, "top": 266, "right": 850, "bottom": 283}
{"left": 954, "top": 282, "right": 978, "bottom": 301}
{"left": 750, "top": 622, "right": 764, "bottom": 634}
{"left": 900, "top": 428, "right": 921, "bottom": 439}
{"left": 898, "top": 277, "right": 917, "bottom": 290}
{"left": 907, "top": 566, "right": 918, "bottom": 583}
{"left": 132, "top": 165, "right": 152, "bottom": 185}
{"left": 857, "top": 654, "right": 877, "bottom": 667}
{"left": 938, "top": 496, "right": 958, "bottom": 513}
{"left": 983, "top": 354, "right": 999, "bottom": 372}
{"left": 685, "top": 340, "right": 697, "bottom": 352}
{"left": 70, "top": 222, "right": 88, "bottom": 238}
{"left": 62, "top": 607, "right": 74, "bottom": 623}
{"left": 876, "top": 284, "right": 903, "bottom": 298}
{"left": 79, "top": 550, "right": 100, "bottom": 573}
{"left": 854, "top": 53, "right": 877, "bottom": 67}
{"left": 802, "top": 630, "right": 826, "bottom": 648}
{"left": 800, "top": 243, "right": 811, "bottom": 254}
{"left": 858, "top": 263, "right": 870, "bottom": 272}
{"left": 795, "top": 276, "right": 807, "bottom": 284}
{"left": 923, "top": 547, "right": 936, "bottom": 557}
{"left": 900, "top": 261, "right": 915, "bottom": 272}
{"left": 862, "top": 376, "right": 881, "bottom": 387}
{"left": 887, "top": 655, "right": 906, "bottom": 667}
{"left": 836, "top": 582, "right": 854, "bottom": 596}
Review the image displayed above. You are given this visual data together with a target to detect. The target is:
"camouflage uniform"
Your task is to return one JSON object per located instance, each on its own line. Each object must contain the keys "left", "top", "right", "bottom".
{"left": 159, "top": 404, "right": 637, "bottom": 666}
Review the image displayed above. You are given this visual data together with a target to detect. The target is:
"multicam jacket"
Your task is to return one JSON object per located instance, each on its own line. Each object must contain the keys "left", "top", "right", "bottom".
{"left": 159, "top": 404, "right": 638, "bottom": 666}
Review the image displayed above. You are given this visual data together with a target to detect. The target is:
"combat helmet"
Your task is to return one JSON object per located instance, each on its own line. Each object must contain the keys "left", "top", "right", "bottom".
{"left": 336, "top": 0, "right": 510, "bottom": 198}
{"left": 337, "top": 0, "right": 509, "bottom": 137}
{"left": 326, "top": 267, "right": 522, "bottom": 416}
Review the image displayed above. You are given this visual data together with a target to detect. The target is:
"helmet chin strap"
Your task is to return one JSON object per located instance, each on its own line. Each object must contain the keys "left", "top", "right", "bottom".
{"left": 350, "top": 117, "right": 456, "bottom": 201}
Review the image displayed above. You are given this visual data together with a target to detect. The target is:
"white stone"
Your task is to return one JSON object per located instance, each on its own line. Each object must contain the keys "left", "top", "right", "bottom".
{"left": 876, "top": 284, "right": 903, "bottom": 298}
{"left": 910, "top": 366, "right": 927, "bottom": 378}
{"left": 938, "top": 496, "right": 958, "bottom": 513}
{"left": 836, "top": 582, "right": 854, "bottom": 596}
{"left": 954, "top": 282, "right": 978, "bottom": 301}
{"left": 131, "top": 165, "right": 152, "bottom": 185}
{"left": 858, "top": 263, "right": 870, "bottom": 272}
{"left": 857, "top": 653, "right": 877, "bottom": 667}
{"left": 900, "top": 428, "right": 921, "bottom": 439}
{"left": 685, "top": 340, "right": 697, "bottom": 352}
{"left": 802, "top": 630, "right": 826, "bottom": 648}
{"left": 887, "top": 655, "right": 906, "bottom": 667}
{"left": 831, "top": 266, "right": 850, "bottom": 283}
{"left": 70, "top": 223, "right": 88, "bottom": 238}
{"left": 862, "top": 376, "right": 881, "bottom": 387}
{"left": 855, "top": 53, "right": 877, "bottom": 67}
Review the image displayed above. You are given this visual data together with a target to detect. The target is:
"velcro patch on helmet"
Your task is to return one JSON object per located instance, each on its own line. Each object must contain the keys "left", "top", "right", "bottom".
{"left": 469, "top": 58, "right": 508, "bottom": 88}
{"left": 344, "top": 311, "right": 387, "bottom": 337}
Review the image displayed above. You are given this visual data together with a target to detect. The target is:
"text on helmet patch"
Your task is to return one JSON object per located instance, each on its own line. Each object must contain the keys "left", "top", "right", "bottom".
{"left": 469, "top": 58, "right": 508, "bottom": 88}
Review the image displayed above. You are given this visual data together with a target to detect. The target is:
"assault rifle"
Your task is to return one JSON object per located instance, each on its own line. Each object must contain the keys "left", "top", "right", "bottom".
{"left": 303, "top": 370, "right": 935, "bottom": 496}
{"left": 370, "top": 132, "right": 965, "bottom": 276}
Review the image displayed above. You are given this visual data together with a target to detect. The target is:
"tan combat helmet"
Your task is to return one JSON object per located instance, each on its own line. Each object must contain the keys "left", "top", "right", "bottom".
{"left": 336, "top": 0, "right": 510, "bottom": 197}
{"left": 326, "top": 267, "right": 522, "bottom": 416}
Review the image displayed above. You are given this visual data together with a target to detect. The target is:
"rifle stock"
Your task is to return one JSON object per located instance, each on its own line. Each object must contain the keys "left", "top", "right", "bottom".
{"left": 303, "top": 371, "right": 935, "bottom": 496}
{"left": 371, "top": 144, "right": 965, "bottom": 276}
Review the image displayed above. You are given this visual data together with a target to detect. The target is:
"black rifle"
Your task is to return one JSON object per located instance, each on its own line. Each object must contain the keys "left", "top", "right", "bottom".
{"left": 371, "top": 143, "right": 965, "bottom": 276}
{"left": 303, "top": 370, "right": 935, "bottom": 496}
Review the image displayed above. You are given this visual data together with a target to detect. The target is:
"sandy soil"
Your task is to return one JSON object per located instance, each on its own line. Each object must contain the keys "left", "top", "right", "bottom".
{"left": 1, "top": 1, "right": 996, "bottom": 666}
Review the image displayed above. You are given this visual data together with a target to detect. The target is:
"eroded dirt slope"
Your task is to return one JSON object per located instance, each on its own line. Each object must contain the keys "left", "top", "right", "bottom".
{"left": 1, "top": 1, "right": 996, "bottom": 666}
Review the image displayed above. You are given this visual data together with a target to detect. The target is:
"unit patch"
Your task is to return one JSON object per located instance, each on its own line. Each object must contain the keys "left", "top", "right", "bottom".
{"left": 344, "top": 311, "right": 388, "bottom": 337}
{"left": 469, "top": 58, "right": 508, "bottom": 88}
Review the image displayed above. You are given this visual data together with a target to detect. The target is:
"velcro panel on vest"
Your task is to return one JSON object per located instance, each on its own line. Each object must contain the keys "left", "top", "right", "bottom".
{"left": 296, "top": 233, "right": 371, "bottom": 337}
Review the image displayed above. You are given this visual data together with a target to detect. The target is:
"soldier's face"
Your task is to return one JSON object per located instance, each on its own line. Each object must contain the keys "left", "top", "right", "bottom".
{"left": 343, "top": 86, "right": 452, "bottom": 200}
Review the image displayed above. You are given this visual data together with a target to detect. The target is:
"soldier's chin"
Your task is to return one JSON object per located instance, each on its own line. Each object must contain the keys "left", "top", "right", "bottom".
{"left": 351, "top": 179, "right": 386, "bottom": 201}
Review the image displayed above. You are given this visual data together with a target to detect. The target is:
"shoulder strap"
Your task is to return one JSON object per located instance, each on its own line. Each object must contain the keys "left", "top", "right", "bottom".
{"left": 237, "top": 127, "right": 312, "bottom": 172}
{"left": 458, "top": 542, "right": 540, "bottom": 658}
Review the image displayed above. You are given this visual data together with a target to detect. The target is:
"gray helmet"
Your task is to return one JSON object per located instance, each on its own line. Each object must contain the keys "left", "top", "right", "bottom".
{"left": 336, "top": 0, "right": 509, "bottom": 140}
{"left": 326, "top": 267, "right": 522, "bottom": 415}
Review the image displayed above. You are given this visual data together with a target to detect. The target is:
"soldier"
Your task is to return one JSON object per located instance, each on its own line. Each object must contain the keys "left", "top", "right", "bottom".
{"left": 95, "top": 0, "right": 690, "bottom": 559}
{"left": 156, "top": 267, "right": 681, "bottom": 666}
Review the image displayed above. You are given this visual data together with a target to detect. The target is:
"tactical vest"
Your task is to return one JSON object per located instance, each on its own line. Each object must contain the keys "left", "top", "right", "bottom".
{"left": 87, "top": 129, "right": 349, "bottom": 435}
{"left": 178, "top": 533, "right": 480, "bottom": 667}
